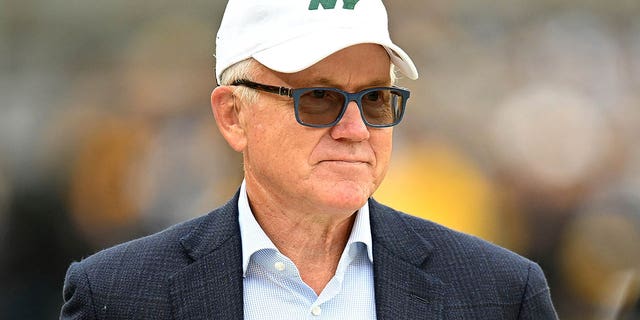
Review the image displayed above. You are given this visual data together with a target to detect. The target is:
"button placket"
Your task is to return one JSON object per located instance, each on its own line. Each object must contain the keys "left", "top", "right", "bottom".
{"left": 311, "top": 305, "right": 322, "bottom": 316}
{"left": 274, "top": 261, "right": 286, "bottom": 272}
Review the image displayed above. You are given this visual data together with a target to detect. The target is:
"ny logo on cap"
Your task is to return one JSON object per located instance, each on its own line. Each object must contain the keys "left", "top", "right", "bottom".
{"left": 309, "top": 0, "right": 360, "bottom": 10}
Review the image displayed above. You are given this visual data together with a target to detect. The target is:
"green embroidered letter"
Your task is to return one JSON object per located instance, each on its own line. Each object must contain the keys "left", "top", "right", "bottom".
{"left": 342, "top": 0, "right": 359, "bottom": 9}
{"left": 308, "top": 0, "right": 337, "bottom": 10}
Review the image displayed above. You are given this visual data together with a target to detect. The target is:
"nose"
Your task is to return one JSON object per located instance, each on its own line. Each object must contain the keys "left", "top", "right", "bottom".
{"left": 330, "top": 101, "right": 370, "bottom": 141}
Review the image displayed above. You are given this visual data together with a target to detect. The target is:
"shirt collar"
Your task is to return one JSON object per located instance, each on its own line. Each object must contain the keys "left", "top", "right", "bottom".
{"left": 238, "top": 179, "right": 374, "bottom": 276}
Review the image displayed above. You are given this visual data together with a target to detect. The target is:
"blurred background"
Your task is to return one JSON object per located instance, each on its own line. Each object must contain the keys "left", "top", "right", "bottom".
{"left": 1, "top": 0, "right": 639, "bottom": 318}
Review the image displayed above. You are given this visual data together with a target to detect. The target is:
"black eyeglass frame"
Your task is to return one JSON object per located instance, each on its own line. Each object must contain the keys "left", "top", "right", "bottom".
{"left": 230, "top": 79, "right": 410, "bottom": 128}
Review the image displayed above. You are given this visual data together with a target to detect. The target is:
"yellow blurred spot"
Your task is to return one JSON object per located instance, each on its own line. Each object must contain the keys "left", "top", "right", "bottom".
{"left": 68, "top": 117, "right": 152, "bottom": 245}
{"left": 375, "top": 140, "right": 500, "bottom": 242}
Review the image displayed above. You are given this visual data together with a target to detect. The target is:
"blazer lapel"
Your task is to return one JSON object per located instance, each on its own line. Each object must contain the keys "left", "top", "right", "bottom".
{"left": 169, "top": 193, "right": 244, "bottom": 320}
{"left": 370, "top": 199, "right": 445, "bottom": 320}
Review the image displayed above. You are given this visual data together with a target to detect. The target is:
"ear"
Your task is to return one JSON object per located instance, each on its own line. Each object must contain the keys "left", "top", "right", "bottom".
{"left": 211, "top": 86, "right": 247, "bottom": 152}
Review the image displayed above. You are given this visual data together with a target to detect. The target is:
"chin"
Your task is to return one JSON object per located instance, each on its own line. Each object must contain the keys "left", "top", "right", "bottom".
{"left": 316, "top": 180, "right": 374, "bottom": 212}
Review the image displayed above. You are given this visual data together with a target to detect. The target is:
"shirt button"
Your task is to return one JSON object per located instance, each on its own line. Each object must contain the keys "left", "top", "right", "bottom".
{"left": 311, "top": 305, "right": 322, "bottom": 316}
{"left": 274, "top": 261, "right": 286, "bottom": 272}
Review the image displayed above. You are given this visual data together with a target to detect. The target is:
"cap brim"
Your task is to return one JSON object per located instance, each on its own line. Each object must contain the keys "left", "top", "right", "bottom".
{"left": 252, "top": 30, "right": 418, "bottom": 80}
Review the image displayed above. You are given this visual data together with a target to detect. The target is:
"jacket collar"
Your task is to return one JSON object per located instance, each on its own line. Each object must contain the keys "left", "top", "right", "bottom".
{"left": 169, "top": 191, "right": 244, "bottom": 320}
{"left": 369, "top": 198, "right": 445, "bottom": 319}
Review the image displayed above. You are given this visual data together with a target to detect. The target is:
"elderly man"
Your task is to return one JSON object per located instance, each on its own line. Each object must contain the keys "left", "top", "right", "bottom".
{"left": 61, "top": 0, "right": 558, "bottom": 319}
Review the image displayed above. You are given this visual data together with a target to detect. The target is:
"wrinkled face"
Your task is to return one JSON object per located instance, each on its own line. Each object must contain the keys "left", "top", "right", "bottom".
{"left": 239, "top": 44, "right": 394, "bottom": 214}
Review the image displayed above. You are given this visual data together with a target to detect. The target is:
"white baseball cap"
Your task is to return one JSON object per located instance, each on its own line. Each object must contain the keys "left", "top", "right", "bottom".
{"left": 215, "top": 0, "right": 419, "bottom": 84}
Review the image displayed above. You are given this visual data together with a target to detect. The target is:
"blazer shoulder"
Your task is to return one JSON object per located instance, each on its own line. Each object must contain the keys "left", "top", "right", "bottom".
{"left": 77, "top": 213, "right": 205, "bottom": 271}
{"left": 373, "top": 200, "right": 535, "bottom": 270}
{"left": 370, "top": 200, "right": 554, "bottom": 311}
{"left": 74, "top": 190, "right": 241, "bottom": 273}
{"left": 62, "top": 192, "right": 243, "bottom": 319}
{"left": 61, "top": 214, "right": 207, "bottom": 319}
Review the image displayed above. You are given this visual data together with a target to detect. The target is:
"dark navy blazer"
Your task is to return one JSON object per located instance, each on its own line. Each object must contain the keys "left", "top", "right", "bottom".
{"left": 61, "top": 193, "right": 558, "bottom": 319}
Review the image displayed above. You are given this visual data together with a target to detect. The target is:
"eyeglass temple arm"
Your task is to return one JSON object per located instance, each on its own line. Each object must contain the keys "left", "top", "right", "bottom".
{"left": 231, "top": 79, "right": 293, "bottom": 97}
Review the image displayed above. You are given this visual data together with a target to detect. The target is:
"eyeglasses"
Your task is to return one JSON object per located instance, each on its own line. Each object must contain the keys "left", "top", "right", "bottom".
{"left": 230, "top": 79, "right": 410, "bottom": 128}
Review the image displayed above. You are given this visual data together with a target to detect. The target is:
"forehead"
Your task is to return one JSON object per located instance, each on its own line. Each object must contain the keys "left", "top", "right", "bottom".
{"left": 259, "top": 44, "right": 392, "bottom": 89}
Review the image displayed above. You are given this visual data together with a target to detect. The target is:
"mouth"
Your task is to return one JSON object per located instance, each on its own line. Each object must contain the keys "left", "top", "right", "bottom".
{"left": 319, "top": 159, "right": 370, "bottom": 165}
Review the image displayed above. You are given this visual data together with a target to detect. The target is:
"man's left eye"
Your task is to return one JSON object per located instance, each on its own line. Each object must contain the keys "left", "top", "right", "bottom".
{"left": 365, "top": 92, "right": 380, "bottom": 101}
{"left": 311, "top": 89, "right": 328, "bottom": 99}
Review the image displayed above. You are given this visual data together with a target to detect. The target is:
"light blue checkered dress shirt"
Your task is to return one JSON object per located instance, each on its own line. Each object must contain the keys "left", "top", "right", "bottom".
{"left": 238, "top": 181, "right": 376, "bottom": 319}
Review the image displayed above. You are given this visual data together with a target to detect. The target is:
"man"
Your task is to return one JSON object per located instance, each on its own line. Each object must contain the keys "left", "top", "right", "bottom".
{"left": 61, "top": 0, "right": 558, "bottom": 319}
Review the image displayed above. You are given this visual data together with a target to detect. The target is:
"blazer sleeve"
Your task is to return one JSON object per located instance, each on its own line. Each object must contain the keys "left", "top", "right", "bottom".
{"left": 60, "top": 262, "right": 96, "bottom": 320}
{"left": 518, "top": 262, "right": 558, "bottom": 320}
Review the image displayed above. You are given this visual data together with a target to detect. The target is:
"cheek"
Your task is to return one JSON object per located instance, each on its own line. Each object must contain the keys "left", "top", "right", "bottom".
{"left": 371, "top": 132, "right": 393, "bottom": 179}
{"left": 244, "top": 117, "right": 319, "bottom": 172}
{"left": 372, "top": 131, "right": 393, "bottom": 161}
{"left": 246, "top": 101, "right": 299, "bottom": 139}
{"left": 243, "top": 104, "right": 286, "bottom": 145}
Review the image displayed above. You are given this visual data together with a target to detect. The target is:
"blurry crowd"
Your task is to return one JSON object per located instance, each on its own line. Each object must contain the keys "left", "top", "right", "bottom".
{"left": 1, "top": 0, "right": 639, "bottom": 319}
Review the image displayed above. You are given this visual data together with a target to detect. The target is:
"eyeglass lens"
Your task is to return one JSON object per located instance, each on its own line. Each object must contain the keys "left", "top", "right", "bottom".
{"left": 296, "top": 88, "right": 404, "bottom": 126}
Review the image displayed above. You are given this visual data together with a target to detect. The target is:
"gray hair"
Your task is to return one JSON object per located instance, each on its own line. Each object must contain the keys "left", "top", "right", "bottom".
{"left": 218, "top": 58, "right": 260, "bottom": 104}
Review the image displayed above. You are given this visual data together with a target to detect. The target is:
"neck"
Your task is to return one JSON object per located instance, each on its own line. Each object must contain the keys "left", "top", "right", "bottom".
{"left": 245, "top": 180, "right": 359, "bottom": 294}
